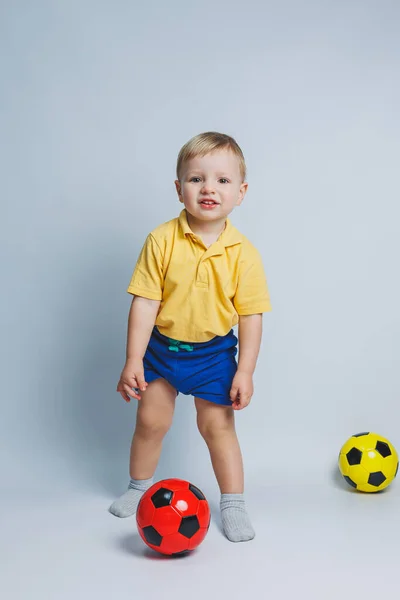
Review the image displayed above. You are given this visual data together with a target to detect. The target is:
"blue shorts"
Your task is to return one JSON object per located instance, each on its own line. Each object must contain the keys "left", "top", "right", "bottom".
{"left": 142, "top": 327, "right": 238, "bottom": 406}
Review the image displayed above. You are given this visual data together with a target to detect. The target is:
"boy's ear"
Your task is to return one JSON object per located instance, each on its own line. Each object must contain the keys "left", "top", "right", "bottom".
{"left": 175, "top": 180, "right": 184, "bottom": 203}
{"left": 237, "top": 182, "right": 248, "bottom": 206}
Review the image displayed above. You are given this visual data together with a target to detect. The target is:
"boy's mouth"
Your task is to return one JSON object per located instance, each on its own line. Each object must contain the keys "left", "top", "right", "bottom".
{"left": 199, "top": 199, "right": 218, "bottom": 206}
{"left": 199, "top": 201, "right": 219, "bottom": 210}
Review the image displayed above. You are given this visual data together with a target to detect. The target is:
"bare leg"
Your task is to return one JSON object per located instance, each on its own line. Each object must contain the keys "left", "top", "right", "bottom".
{"left": 130, "top": 378, "right": 177, "bottom": 479}
{"left": 194, "top": 397, "right": 243, "bottom": 493}
{"left": 109, "top": 378, "right": 177, "bottom": 517}
{"left": 195, "top": 397, "right": 255, "bottom": 542}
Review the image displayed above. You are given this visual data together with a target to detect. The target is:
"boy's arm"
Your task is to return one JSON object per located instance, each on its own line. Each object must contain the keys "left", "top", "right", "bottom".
{"left": 230, "top": 314, "right": 263, "bottom": 410}
{"left": 117, "top": 296, "right": 160, "bottom": 402}
{"left": 237, "top": 314, "right": 263, "bottom": 374}
{"left": 125, "top": 295, "right": 160, "bottom": 362}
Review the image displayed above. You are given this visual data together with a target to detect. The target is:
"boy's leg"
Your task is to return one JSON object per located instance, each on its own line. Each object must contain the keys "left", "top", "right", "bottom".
{"left": 109, "top": 378, "right": 177, "bottom": 517}
{"left": 194, "top": 396, "right": 255, "bottom": 542}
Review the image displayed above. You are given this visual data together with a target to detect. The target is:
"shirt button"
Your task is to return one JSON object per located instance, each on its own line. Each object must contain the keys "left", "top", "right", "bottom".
{"left": 197, "top": 267, "right": 207, "bottom": 284}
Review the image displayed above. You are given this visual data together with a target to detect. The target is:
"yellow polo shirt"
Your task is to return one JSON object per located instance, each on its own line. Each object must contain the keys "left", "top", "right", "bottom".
{"left": 127, "top": 210, "right": 272, "bottom": 342}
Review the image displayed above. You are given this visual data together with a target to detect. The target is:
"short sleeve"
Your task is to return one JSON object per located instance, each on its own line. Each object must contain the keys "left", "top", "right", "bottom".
{"left": 126, "top": 234, "right": 163, "bottom": 300}
{"left": 233, "top": 247, "right": 272, "bottom": 315}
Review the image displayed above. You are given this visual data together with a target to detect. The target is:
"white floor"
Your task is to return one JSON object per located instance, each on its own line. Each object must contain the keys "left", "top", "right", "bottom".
{"left": 2, "top": 471, "right": 399, "bottom": 600}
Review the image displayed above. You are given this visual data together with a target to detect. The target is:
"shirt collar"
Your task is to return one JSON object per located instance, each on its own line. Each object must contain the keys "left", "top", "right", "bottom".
{"left": 178, "top": 209, "right": 242, "bottom": 248}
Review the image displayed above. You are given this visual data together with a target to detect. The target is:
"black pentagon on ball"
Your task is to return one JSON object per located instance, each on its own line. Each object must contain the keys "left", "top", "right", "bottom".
{"left": 151, "top": 487, "right": 173, "bottom": 508}
{"left": 142, "top": 525, "right": 162, "bottom": 546}
{"left": 353, "top": 432, "right": 369, "bottom": 437}
{"left": 395, "top": 462, "right": 399, "bottom": 477}
{"left": 343, "top": 475, "right": 357, "bottom": 488}
{"left": 368, "top": 471, "right": 386, "bottom": 487}
{"left": 178, "top": 515, "right": 200, "bottom": 538}
{"left": 189, "top": 483, "right": 206, "bottom": 501}
{"left": 346, "top": 447, "right": 362, "bottom": 465}
{"left": 375, "top": 441, "right": 391, "bottom": 458}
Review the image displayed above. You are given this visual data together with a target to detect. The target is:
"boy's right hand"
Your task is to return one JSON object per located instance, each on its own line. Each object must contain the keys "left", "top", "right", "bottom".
{"left": 116, "top": 359, "right": 148, "bottom": 402}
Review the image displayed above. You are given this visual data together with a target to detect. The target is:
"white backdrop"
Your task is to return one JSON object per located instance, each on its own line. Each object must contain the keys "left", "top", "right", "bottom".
{"left": 1, "top": 0, "right": 399, "bottom": 500}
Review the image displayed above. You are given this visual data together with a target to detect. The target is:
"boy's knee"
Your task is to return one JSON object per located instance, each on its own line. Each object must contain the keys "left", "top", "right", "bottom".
{"left": 196, "top": 407, "right": 234, "bottom": 441}
{"left": 136, "top": 409, "right": 172, "bottom": 437}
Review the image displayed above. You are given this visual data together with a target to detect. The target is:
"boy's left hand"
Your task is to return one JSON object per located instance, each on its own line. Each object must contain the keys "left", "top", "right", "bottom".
{"left": 229, "top": 370, "right": 254, "bottom": 410}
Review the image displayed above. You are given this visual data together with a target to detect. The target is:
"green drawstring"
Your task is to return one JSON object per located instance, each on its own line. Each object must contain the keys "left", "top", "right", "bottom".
{"left": 179, "top": 344, "right": 194, "bottom": 352}
{"left": 167, "top": 338, "right": 194, "bottom": 352}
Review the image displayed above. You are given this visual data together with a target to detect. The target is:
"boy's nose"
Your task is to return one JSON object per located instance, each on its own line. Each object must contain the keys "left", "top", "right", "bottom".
{"left": 201, "top": 181, "right": 215, "bottom": 193}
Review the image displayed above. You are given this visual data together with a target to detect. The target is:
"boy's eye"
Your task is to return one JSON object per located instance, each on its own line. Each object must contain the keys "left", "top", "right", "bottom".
{"left": 189, "top": 177, "right": 230, "bottom": 183}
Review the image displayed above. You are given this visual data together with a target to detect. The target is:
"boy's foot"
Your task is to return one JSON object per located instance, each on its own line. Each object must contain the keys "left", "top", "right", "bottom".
{"left": 108, "top": 477, "right": 154, "bottom": 518}
{"left": 220, "top": 493, "right": 255, "bottom": 542}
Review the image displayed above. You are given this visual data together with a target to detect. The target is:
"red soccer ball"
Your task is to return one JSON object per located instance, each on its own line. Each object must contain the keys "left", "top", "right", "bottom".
{"left": 136, "top": 478, "right": 211, "bottom": 556}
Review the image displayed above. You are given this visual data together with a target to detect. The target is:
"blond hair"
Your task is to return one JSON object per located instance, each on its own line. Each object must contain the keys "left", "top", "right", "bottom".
{"left": 176, "top": 132, "right": 247, "bottom": 182}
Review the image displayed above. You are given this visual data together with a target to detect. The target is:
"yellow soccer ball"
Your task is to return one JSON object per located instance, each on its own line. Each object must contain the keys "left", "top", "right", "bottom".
{"left": 338, "top": 432, "right": 399, "bottom": 492}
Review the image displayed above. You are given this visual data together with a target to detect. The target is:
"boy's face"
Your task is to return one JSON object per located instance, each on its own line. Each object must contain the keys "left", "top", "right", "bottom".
{"left": 175, "top": 149, "right": 248, "bottom": 223}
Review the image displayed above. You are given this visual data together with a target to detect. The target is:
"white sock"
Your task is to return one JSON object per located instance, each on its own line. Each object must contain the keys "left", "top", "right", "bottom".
{"left": 220, "top": 493, "right": 255, "bottom": 542}
{"left": 108, "top": 477, "right": 154, "bottom": 518}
